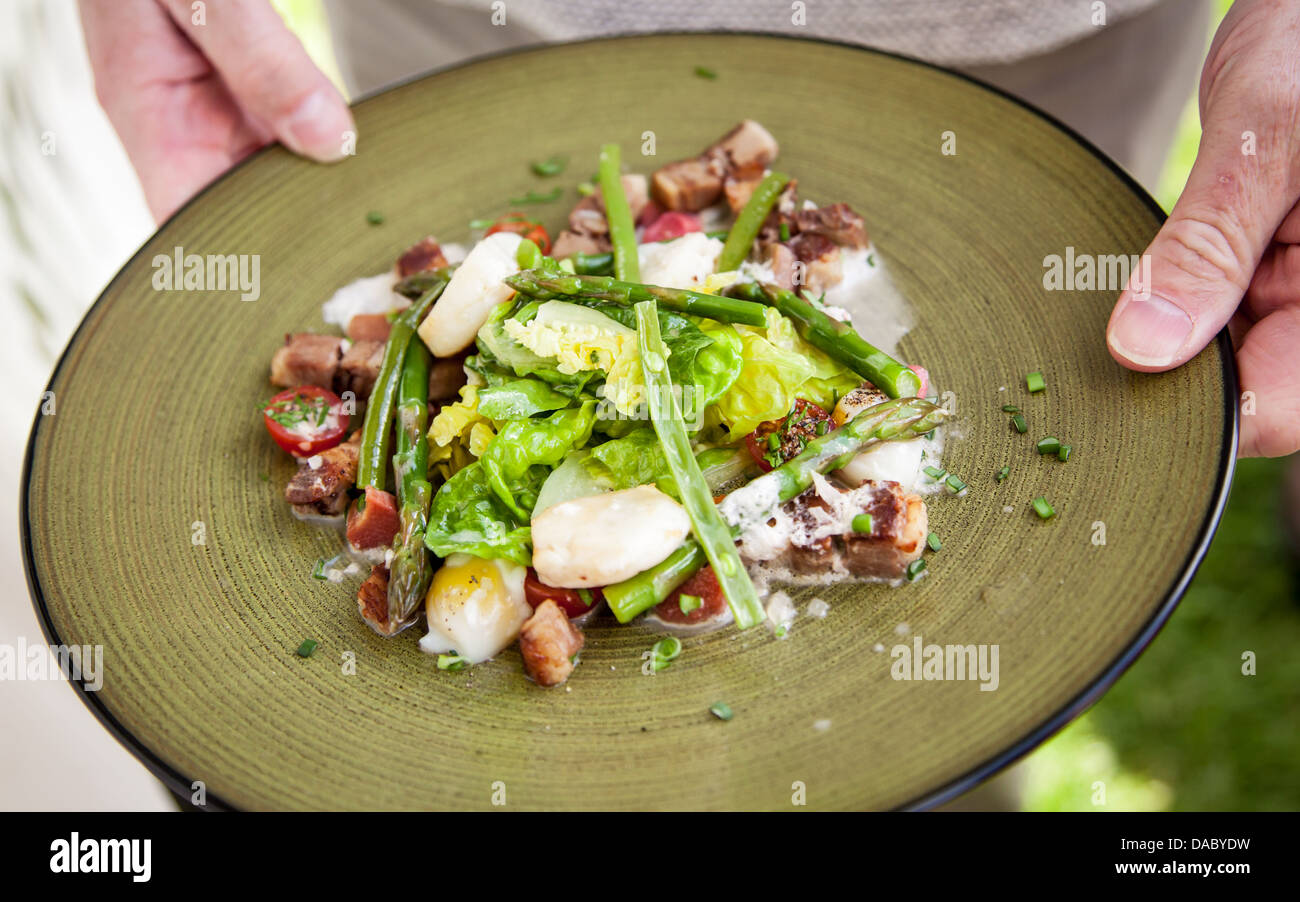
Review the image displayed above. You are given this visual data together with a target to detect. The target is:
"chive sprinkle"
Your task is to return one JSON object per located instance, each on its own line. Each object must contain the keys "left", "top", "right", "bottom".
{"left": 530, "top": 155, "right": 568, "bottom": 177}
{"left": 679, "top": 593, "right": 703, "bottom": 615}
{"left": 779, "top": 222, "right": 791, "bottom": 242}
{"left": 1026, "top": 371, "right": 1046, "bottom": 393}
{"left": 1036, "top": 436, "right": 1061, "bottom": 455}
{"left": 995, "top": 465, "right": 1010, "bottom": 483}
{"left": 710, "top": 702, "right": 734, "bottom": 721}
{"left": 508, "top": 187, "right": 562, "bottom": 205}
{"left": 946, "top": 474, "right": 967, "bottom": 493}
{"left": 926, "top": 532, "right": 942, "bottom": 552}
{"left": 311, "top": 559, "right": 327, "bottom": 580}
{"left": 653, "top": 637, "right": 682, "bottom": 661}
{"left": 1011, "top": 413, "right": 1028, "bottom": 434}
{"left": 851, "top": 513, "right": 875, "bottom": 534}
{"left": 296, "top": 639, "right": 318, "bottom": 658}
{"left": 1032, "top": 497, "right": 1056, "bottom": 520}
{"left": 365, "top": 210, "right": 385, "bottom": 225}
{"left": 907, "top": 558, "right": 927, "bottom": 580}
{"left": 923, "top": 465, "right": 947, "bottom": 481}
{"left": 468, "top": 218, "right": 494, "bottom": 230}
{"left": 437, "top": 654, "right": 468, "bottom": 672}
{"left": 767, "top": 432, "right": 780, "bottom": 451}
{"left": 694, "top": 65, "right": 718, "bottom": 79}
{"left": 1058, "top": 444, "right": 1072, "bottom": 462}
{"left": 576, "top": 181, "right": 596, "bottom": 197}
{"left": 577, "top": 588, "right": 595, "bottom": 608}
{"left": 1001, "top": 404, "right": 1020, "bottom": 413}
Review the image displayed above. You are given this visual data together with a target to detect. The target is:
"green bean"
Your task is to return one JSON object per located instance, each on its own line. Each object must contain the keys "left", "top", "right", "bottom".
{"left": 635, "top": 300, "right": 765, "bottom": 630}
{"left": 598, "top": 143, "right": 640, "bottom": 282}
{"left": 716, "top": 171, "right": 790, "bottom": 272}
{"left": 356, "top": 276, "right": 447, "bottom": 490}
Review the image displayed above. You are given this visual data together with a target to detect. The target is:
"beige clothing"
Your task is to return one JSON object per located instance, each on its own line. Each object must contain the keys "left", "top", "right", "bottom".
{"left": 323, "top": 0, "right": 1212, "bottom": 189}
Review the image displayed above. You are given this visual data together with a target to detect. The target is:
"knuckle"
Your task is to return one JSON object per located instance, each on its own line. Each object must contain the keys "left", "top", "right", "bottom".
{"left": 1159, "top": 213, "right": 1251, "bottom": 291}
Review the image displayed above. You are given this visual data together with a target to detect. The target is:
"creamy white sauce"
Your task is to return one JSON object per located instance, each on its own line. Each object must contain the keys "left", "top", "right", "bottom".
{"left": 321, "top": 271, "right": 405, "bottom": 328}
{"left": 637, "top": 232, "right": 725, "bottom": 288}
{"left": 823, "top": 247, "right": 914, "bottom": 358}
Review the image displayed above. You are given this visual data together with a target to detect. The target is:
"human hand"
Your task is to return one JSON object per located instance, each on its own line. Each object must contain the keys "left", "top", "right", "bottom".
{"left": 80, "top": 0, "right": 354, "bottom": 223}
{"left": 1105, "top": 0, "right": 1300, "bottom": 458}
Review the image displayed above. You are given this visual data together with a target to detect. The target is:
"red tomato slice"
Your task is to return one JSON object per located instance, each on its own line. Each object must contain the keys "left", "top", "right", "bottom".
{"left": 655, "top": 565, "right": 727, "bottom": 625}
{"left": 486, "top": 213, "right": 551, "bottom": 255}
{"left": 642, "top": 211, "right": 702, "bottom": 244}
{"left": 744, "top": 398, "right": 832, "bottom": 472}
{"left": 262, "top": 386, "right": 350, "bottom": 457}
{"left": 524, "top": 569, "right": 603, "bottom": 619}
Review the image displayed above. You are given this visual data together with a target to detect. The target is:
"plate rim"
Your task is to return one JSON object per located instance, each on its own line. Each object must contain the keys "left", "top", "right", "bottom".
{"left": 19, "top": 31, "right": 1240, "bottom": 812}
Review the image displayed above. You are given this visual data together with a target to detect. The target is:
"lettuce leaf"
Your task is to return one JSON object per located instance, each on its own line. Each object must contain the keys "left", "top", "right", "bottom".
{"left": 479, "top": 401, "right": 597, "bottom": 519}
{"left": 709, "top": 308, "right": 859, "bottom": 438}
{"left": 476, "top": 378, "right": 573, "bottom": 419}
{"left": 425, "top": 461, "right": 533, "bottom": 566}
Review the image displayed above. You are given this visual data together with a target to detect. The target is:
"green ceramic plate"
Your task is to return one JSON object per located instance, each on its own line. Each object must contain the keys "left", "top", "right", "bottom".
{"left": 23, "top": 34, "right": 1235, "bottom": 810}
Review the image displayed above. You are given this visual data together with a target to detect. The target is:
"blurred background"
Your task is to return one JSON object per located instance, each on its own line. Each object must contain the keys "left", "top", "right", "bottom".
{"left": 1, "top": 0, "right": 1294, "bottom": 811}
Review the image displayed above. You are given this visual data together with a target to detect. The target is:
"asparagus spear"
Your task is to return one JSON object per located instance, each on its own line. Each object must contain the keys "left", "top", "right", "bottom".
{"left": 717, "top": 171, "right": 790, "bottom": 273}
{"left": 356, "top": 274, "right": 448, "bottom": 490}
{"left": 505, "top": 270, "right": 768, "bottom": 327}
{"left": 725, "top": 280, "right": 920, "bottom": 398}
{"left": 636, "top": 300, "right": 766, "bottom": 630}
{"left": 394, "top": 270, "right": 445, "bottom": 301}
{"left": 380, "top": 341, "right": 435, "bottom": 635}
{"left": 598, "top": 143, "right": 640, "bottom": 281}
{"left": 603, "top": 396, "right": 947, "bottom": 623}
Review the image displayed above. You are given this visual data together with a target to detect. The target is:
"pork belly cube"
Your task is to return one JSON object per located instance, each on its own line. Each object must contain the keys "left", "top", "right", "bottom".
{"left": 284, "top": 431, "right": 361, "bottom": 515}
{"left": 519, "top": 600, "right": 585, "bottom": 687}
{"left": 334, "top": 339, "right": 385, "bottom": 400}
{"left": 651, "top": 157, "right": 725, "bottom": 211}
{"left": 839, "top": 486, "right": 927, "bottom": 579}
{"left": 396, "top": 237, "right": 448, "bottom": 278}
{"left": 270, "top": 333, "right": 344, "bottom": 389}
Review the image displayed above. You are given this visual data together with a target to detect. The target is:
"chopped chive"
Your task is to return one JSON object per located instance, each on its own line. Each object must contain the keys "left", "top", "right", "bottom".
{"left": 296, "top": 639, "right": 318, "bottom": 658}
{"left": 995, "top": 465, "right": 1010, "bottom": 483}
{"left": 508, "top": 187, "right": 562, "bottom": 205}
{"left": 710, "top": 701, "right": 733, "bottom": 721}
{"left": 653, "top": 637, "right": 682, "bottom": 661}
{"left": 530, "top": 155, "right": 568, "bottom": 177}
{"left": 816, "top": 420, "right": 829, "bottom": 435}
{"left": 576, "top": 182, "right": 596, "bottom": 196}
{"left": 924, "top": 430, "right": 936, "bottom": 441}
{"left": 365, "top": 210, "right": 384, "bottom": 225}
{"left": 767, "top": 432, "right": 780, "bottom": 451}
{"left": 923, "top": 465, "right": 947, "bottom": 481}
{"left": 851, "top": 513, "right": 874, "bottom": 534}
{"left": 1058, "top": 444, "right": 1072, "bottom": 462}
{"left": 1036, "top": 436, "right": 1061, "bottom": 455}
{"left": 679, "top": 593, "right": 703, "bottom": 615}
{"left": 926, "top": 532, "right": 942, "bottom": 552}
{"left": 468, "top": 218, "right": 494, "bottom": 230}
{"left": 577, "top": 588, "right": 595, "bottom": 608}
{"left": 1026, "top": 371, "right": 1046, "bottom": 393}
{"left": 437, "top": 654, "right": 468, "bottom": 672}
{"left": 257, "top": 472, "right": 269, "bottom": 482}
{"left": 945, "top": 474, "right": 967, "bottom": 493}
{"left": 694, "top": 65, "right": 718, "bottom": 79}
{"left": 1001, "top": 404, "right": 1020, "bottom": 413}
{"left": 1011, "top": 413, "right": 1028, "bottom": 434}
{"left": 311, "top": 559, "right": 327, "bottom": 580}
{"left": 1032, "top": 497, "right": 1055, "bottom": 520}
{"left": 704, "top": 229, "right": 730, "bottom": 240}
{"left": 907, "top": 558, "right": 927, "bottom": 580}
{"left": 774, "top": 624, "right": 788, "bottom": 638}
{"left": 779, "top": 222, "right": 791, "bottom": 242}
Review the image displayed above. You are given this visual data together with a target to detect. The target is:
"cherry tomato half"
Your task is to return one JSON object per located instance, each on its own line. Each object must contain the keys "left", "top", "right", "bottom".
{"left": 744, "top": 398, "right": 833, "bottom": 472}
{"left": 655, "top": 565, "right": 727, "bottom": 625}
{"left": 642, "top": 211, "right": 702, "bottom": 243}
{"left": 486, "top": 212, "right": 551, "bottom": 255}
{"left": 261, "top": 386, "right": 350, "bottom": 457}
{"left": 524, "top": 569, "right": 603, "bottom": 619}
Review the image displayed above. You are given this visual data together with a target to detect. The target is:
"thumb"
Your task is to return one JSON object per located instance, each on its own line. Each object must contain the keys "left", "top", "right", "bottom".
{"left": 161, "top": 0, "right": 354, "bottom": 162}
{"left": 1106, "top": 56, "right": 1296, "bottom": 371}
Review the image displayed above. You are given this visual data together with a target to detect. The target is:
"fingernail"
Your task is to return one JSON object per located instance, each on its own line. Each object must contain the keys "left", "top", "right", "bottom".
{"left": 1108, "top": 294, "right": 1193, "bottom": 367}
{"left": 284, "top": 90, "right": 353, "bottom": 162}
